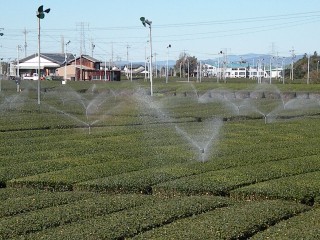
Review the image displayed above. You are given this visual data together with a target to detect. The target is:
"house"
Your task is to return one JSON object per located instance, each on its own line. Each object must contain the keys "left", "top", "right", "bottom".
{"left": 56, "top": 55, "right": 121, "bottom": 81}
{"left": 18, "top": 53, "right": 121, "bottom": 81}
{"left": 122, "top": 64, "right": 145, "bottom": 75}
{"left": 18, "top": 53, "right": 73, "bottom": 78}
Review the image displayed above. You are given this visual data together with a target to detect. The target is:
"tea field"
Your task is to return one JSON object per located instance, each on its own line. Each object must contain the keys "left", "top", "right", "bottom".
{"left": 0, "top": 78, "right": 320, "bottom": 239}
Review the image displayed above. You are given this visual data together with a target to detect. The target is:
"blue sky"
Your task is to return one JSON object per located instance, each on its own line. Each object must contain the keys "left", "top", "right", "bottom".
{"left": 1, "top": 0, "right": 320, "bottom": 63}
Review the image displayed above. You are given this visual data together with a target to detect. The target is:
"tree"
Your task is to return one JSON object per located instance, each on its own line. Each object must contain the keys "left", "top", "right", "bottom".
{"left": 175, "top": 52, "right": 197, "bottom": 77}
{"left": 313, "top": 51, "right": 318, "bottom": 58}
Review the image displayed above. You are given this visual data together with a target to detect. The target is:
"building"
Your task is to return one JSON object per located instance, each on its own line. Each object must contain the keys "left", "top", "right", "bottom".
{"left": 18, "top": 53, "right": 71, "bottom": 78}
{"left": 17, "top": 53, "right": 121, "bottom": 81}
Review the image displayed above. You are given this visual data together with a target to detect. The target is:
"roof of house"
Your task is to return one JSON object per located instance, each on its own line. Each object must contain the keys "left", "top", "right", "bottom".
{"left": 20, "top": 53, "right": 74, "bottom": 65}
{"left": 20, "top": 53, "right": 103, "bottom": 65}
{"left": 82, "top": 55, "right": 101, "bottom": 62}
{"left": 72, "top": 55, "right": 102, "bottom": 63}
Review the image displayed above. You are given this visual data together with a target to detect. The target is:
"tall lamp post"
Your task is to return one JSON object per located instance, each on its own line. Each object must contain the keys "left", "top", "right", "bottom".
{"left": 140, "top": 17, "right": 153, "bottom": 96}
{"left": 0, "top": 58, "right": 3, "bottom": 92}
{"left": 166, "top": 44, "right": 171, "bottom": 83}
{"left": 63, "top": 40, "right": 70, "bottom": 84}
{"left": 36, "top": 5, "right": 50, "bottom": 105}
{"left": 0, "top": 30, "right": 3, "bottom": 92}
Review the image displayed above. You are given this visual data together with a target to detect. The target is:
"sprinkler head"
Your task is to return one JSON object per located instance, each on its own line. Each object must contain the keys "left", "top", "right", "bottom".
{"left": 200, "top": 148, "right": 205, "bottom": 154}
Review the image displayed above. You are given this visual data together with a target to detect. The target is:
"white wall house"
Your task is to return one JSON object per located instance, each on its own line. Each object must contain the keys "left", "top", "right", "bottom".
{"left": 202, "top": 64, "right": 217, "bottom": 77}
{"left": 201, "top": 63, "right": 283, "bottom": 79}
{"left": 248, "top": 67, "right": 267, "bottom": 79}
{"left": 229, "top": 67, "right": 247, "bottom": 78}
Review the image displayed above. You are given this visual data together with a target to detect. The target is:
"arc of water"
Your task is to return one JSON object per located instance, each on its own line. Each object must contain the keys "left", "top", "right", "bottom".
{"left": 175, "top": 119, "right": 223, "bottom": 162}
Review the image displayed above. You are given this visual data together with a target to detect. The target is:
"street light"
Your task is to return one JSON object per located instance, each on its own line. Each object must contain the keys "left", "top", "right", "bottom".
{"left": 37, "top": 5, "right": 50, "bottom": 105}
{"left": 0, "top": 58, "right": 3, "bottom": 92}
{"left": 166, "top": 44, "right": 171, "bottom": 83}
{"left": 140, "top": 17, "right": 153, "bottom": 96}
{"left": 307, "top": 54, "right": 310, "bottom": 84}
{"left": 0, "top": 31, "right": 3, "bottom": 91}
{"left": 63, "top": 40, "right": 70, "bottom": 84}
{"left": 17, "top": 45, "right": 22, "bottom": 78}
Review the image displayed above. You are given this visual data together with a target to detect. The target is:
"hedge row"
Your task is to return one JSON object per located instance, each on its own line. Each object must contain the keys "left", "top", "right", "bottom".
{"left": 216, "top": 136, "right": 320, "bottom": 167}
{"left": 14, "top": 196, "right": 231, "bottom": 240}
{"left": 0, "top": 191, "right": 99, "bottom": 218}
{"left": 130, "top": 200, "right": 309, "bottom": 240}
{"left": 230, "top": 170, "right": 320, "bottom": 205}
{"left": 251, "top": 207, "right": 320, "bottom": 239}
{"left": 7, "top": 160, "right": 148, "bottom": 191}
{"left": 0, "top": 194, "right": 152, "bottom": 239}
{"left": 74, "top": 163, "right": 205, "bottom": 194}
{"left": 153, "top": 155, "right": 320, "bottom": 197}
{"left": 0, "top": 188, "right": 40, "bottom": 201}
{"left": 0, "top": 158, "right": 79, "bottom": 187}
{"left": 0, "top": 126, "right": 150, "bottom": 166}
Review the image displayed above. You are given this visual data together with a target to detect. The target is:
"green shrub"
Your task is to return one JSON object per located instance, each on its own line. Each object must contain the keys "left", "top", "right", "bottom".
{"left": 0, "top": 194, "right": 152, "bottom": 239}
{"left": 7, "top": 160, "right": 147, "bottom": 191}
{"left": 17, "top": 196, "right": 231, "bottom": 240}
{"left": 251, "top": 207, "right": 320, "bottom": 239}
{"left": 230, "top": 171, "right": 320, "bottom": 205}
{"left": 0, "top": 191, "right": 98, "bottom": 217}
{"left": 0, "top": 188, "right": 40, "bottom": 201}
{"left": 74, "top": 163, "right": 204, "bottom": 194}
{"left": 153, "top": 155, "right": 320, "bottom": 197}
{"left": 131, "top": 200, "right": 309, "bottom": 240}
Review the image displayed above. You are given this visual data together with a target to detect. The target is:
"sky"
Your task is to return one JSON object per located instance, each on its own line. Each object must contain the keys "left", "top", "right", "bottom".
{"left": 1, "top": 0, "right": 320, "bottom": 63}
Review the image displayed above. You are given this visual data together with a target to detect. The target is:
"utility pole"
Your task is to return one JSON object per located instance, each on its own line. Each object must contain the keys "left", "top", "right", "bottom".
{"left": 23, "top": 28, "right": 29, "bottom": 58}
{"left": 166, "top": 44, "right": 171, "bottom": 83}
{"left": 154, "top": 52, "right": 157, "bottom": 78}
{"left": 307, "top": 54, "right": 310, "bottom": 84}
{"left": 17, "top": 45, "right": 22, "bottom": 77}
{"left": 91, "top": 41, "right": 95, "bottom": 58}
{"left": 290, "top": 47, "right": 295, "bottom": 81}
{"left": 126, "top": 44, "right": 130, "bottom": 79}
{"left": 76, "top": 22, "right": 88, "bottom": 80}
{"left": 126, "top": 44, "right": 130, "bottom": 62}
{"left": 111, "top": 42, "right": 114, "bottom": 67}
{"left": 63, "top": 40, "right": 70, "bottom": 84}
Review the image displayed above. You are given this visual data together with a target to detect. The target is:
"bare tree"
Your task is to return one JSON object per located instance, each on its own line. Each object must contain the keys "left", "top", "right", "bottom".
{"left": 175, "top": 52, "right": 197, "bottom": 77}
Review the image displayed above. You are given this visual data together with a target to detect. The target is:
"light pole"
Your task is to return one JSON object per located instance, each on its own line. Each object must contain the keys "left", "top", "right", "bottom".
{"left": 0, "top": 31, "right": 3, "bottom": 91}
{"left": 269, "top": 57, "right": 272, "bottom": 84}
{"left": 73, "top": 54, "right": 77, "bottom": 81}
{"left": 307, "top": 54, "right": 310, "bottom": 84}
{"left": 140, "top": 17, "right": 153, "bottom": 96}
{"left": 187, "top": 58, "right": 190, "bottom": 82}
{"left": 281, "top": 57, "right": 285, "bottom": 84}
{"left": 63, "top": 40, "right": 70, "bottom": 84}
{"left": 166, "top": 44, "right": 171, "bottom": 83}
{"left": 17, "top": 45, "right": 22, "bottom": 78}
{"left": 36, "top": 5, "right": 50, "bottom": 105}
{"left": 0, "top": 58, "right": 2, "bottom": 92}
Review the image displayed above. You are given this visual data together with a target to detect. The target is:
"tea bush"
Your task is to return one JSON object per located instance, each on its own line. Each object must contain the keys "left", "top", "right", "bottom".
{"left": 231, "top": 170, "right": 320, "bottom": 204}
{"left": 131, "top": 200, "right": 309, "bottom": 239}
{"left": 0, "top": 194, "right": 152, "bottom": 239}
{"left": 16, "top": 196, "right": 231, "bottom": 240}
{"left": 251, "top": 207, "right": 320, "bottom": 239}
